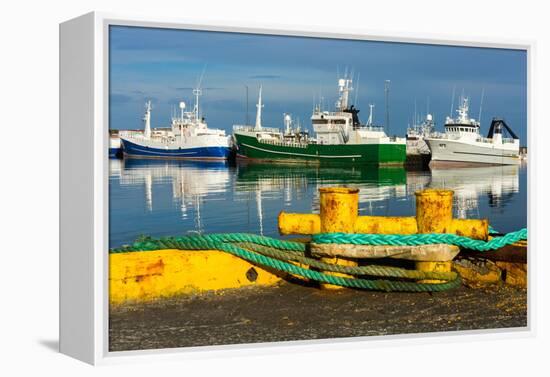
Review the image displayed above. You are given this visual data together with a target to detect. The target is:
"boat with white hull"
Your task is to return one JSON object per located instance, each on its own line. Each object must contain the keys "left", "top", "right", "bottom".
{"left": 425, "top": 96, "right": 520, "bottom": 166}
{"left": 120, "top": 84, "right": 232, "bottom": 160}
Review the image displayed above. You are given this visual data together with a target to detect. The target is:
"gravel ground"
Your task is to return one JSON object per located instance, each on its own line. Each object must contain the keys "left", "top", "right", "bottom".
{"left": 109, "top": 283, "right": 527, "bottom": 351}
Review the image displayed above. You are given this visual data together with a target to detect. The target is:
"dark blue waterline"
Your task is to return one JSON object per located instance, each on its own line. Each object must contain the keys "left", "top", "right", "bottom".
{"left": 121, "top": 138, "right": 231, "bottom": 159}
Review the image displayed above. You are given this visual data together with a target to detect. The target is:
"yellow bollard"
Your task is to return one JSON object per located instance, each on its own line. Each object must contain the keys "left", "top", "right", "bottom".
{"left": 354, "top": 216, "right": 418, "bottom": 234}
{"left": 415, "top": 189, "right": 454, "bottom": 234}
{"left": 318, "top": 187, "right": 359, "bottom": 290}
{"left": 278, "top": 212, "right": 320, "bottom": 235}
{"left": 415, "top": 261, "right": 453, "bottom": 284}
{"left": 450, "top": 218, "right": 488, "bottom": 239}
{"left": 319, "top": 187, "right": 359, "bottom": 232}
{"left": 414, "top": 190, "right": 455, "bottom": 283}
{"left": 278, "top": 186, "right": 489, "bottom": 287}
{"left": 279, "top": 189, "right": 487, "bottom": 240}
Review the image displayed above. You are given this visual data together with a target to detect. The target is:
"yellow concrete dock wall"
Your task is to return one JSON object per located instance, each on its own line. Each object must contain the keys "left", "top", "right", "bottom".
{"left": 109, "top": 249, "right": 282, "bottom": 304}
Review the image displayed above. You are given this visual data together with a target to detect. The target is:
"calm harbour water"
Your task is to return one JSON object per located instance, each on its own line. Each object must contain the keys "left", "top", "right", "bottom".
{"left": 108, "top": 159, "right": 527, "bottom": 248}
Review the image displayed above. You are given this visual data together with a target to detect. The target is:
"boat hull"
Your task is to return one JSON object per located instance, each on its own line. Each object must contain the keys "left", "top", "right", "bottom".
{"left": 234, "top": 133, "right": 406, "bottom": 165}
{"left": 121, "top": 138, "right": 232, "bottom": 160}
{"left": 109, "top": 147, "right": 122, "bottom": 158}
{"left": 425, "top": 138, "right": 520, "bottom": 166}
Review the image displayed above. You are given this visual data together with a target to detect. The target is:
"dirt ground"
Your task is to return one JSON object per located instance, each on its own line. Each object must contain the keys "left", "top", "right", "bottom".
{"left": 109, "top": 283, "right": 527, "bottom": 351}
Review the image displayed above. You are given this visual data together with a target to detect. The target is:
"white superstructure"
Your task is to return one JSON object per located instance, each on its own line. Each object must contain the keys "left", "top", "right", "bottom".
{"left": 311, "top": 77, "right": 406, "bottom": 146}
{"left": 406, "top": 113, "right": 435, "bottom": 155}
{"left": 425, "top": 96, "right": 520, "bottom": 165}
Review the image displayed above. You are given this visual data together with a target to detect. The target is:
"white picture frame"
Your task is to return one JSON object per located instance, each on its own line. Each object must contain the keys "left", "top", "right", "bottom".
{"left": 59, "top": 11, "right": 535, "bottom": 365}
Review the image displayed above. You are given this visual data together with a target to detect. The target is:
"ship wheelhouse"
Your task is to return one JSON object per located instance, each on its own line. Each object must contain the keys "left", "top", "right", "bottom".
{"left": 438, "top": 96, "right": 482, "bottom": 142}
{"left": 311, "top": 111, "right": 353, "bottom": 145}
{"left": 441, "top": 122, "right": 480, "bottom": 143}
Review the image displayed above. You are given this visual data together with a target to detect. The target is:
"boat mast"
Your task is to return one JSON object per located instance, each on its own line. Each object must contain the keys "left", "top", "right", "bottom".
{"left": 450, "top": 86, "right": 456, "bottom": 118}
{"left": 414, "top": 98, "right": 417, "bottom": 129}
{"left": 354, "top": 72, "right": 361, "bottom": 107}
{"left": 336, "top": 77, "right": 352, "bottom": 111}
{"left": 457, "top": 96, "right": 469, "bottom": 123}
{"left": 245, "top": 85, "right": 249, "bottom": 126}
{"left": 284, "top": 113, "right": 292, "bottom": 135}
{"left": 192, "top": 86, "right": 202, "bottom": 121}
{"left": 143, "top": 100, "right": 152, "bottom": 139}
{"left": 193, "top": 65, "right": 206, "bottom": 121}
{"left": 427, "top": 96, "right": 430, "bottom": 115}
{"left": 385, "top": 80, "right": 391, "bottom": 133}
{"left": 255, "top": 85, "right": 263, "bottom": 131}
{"left": 367, "top": 104, "right": 374, "bottom": 126}
{"left": 179, "top": 101, "right": 186, "bottom": 120}
{"left": 478, "top": 88, "right": 485, "bottom": 125}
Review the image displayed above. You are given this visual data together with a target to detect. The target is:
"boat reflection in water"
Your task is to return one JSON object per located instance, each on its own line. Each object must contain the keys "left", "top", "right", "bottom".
{"left": 109, "top": 159, "right": 232, "bottom": 247}
{"left": 427, "top": 165, "right": 520, "bottom": 219}
{"left": 234, "top": 163, "right": 408, "bottom": 234}
{"left": 407, "top": 164, "right": 522, "bottom": 228}
{"left": 108, "top": 159, "right": 525, "bottom": 248}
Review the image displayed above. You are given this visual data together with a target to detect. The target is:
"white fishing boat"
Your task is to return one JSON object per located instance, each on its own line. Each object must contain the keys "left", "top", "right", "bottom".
{"left": 120, "top": 82, "right": 232, "bottom": 160}
{"left": 425, "top": 96, "right": 520, "bottom": 166}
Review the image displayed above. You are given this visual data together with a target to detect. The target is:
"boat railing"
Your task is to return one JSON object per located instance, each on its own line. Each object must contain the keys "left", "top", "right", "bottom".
{"left": 119, "top": 130, "right": 145, "bottom": 138}
{"left": 476, "top": 137, "right": 493, "bottom": 143}
{"left": 259, "top": 138, "right": 308, "bottom": 149}
{"left": 388, "top": 136, "right": 405, "bottom": 143}
{"left": 119, "top": 130, "right": 176, "bottom": 144}
{"left": 427, "top": 132, "right": 448, "bottom": 139}
{"left": 233, "top": 125, "right": 281, "bottom": 133}
{"left": 355, "top": 125, "right": 385, "bottom": 132}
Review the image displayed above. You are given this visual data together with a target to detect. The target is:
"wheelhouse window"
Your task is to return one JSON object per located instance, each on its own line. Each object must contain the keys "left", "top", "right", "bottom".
{"left": 312, "top": 119, "right": 329, "bottom": 125}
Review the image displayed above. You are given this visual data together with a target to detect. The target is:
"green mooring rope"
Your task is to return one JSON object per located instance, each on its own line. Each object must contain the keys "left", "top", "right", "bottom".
{"left": 312, "top": 228, "right": 527, "bottom": 252}
{"left": 112, "top": 233, "right": 461, "bottom": 292}
{"left": 111, "top": 229, "right": 525, "bottom": 292}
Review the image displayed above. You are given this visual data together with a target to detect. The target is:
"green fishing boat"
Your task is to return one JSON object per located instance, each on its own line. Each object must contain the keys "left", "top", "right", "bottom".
{"left": 233, "top": 77, "right": 406, "bottom": 165}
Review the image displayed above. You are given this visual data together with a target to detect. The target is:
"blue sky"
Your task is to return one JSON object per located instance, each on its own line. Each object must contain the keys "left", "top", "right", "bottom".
{"left": 109, "top": 26, "right": 527, "bottom": 143}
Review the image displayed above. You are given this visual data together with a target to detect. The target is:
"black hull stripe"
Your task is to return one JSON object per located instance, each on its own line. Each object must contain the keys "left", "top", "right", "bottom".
{"left": 453, "top": 151, "right": 518, "bottom": 158}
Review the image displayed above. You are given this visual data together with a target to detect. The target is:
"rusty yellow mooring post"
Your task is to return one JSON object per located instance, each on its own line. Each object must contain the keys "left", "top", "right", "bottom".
{"left": 278, "top": 186, "right": 489, "bottom": 287}
{"left": 415, "top": 189, "right": 454, "bottom": 283}
{"left": 279, "top": 188, "right": 488, "bottom": 239}
{"left": 318, "top": 188, "right": 359, "bottom": 289}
